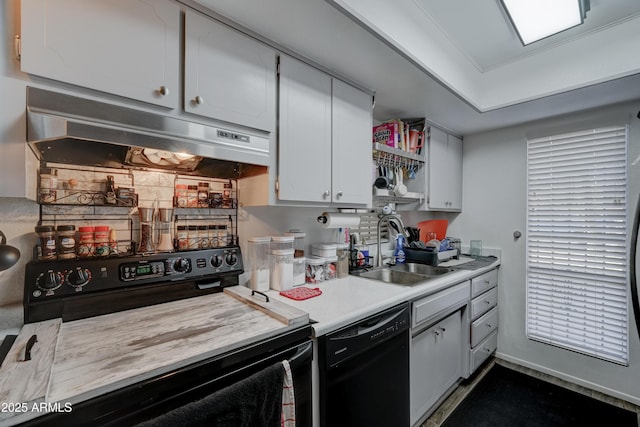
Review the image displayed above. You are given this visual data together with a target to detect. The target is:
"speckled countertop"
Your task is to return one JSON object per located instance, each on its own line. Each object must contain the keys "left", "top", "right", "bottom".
{"left": 268, "top": 256, "right": 501, "bottom": 337}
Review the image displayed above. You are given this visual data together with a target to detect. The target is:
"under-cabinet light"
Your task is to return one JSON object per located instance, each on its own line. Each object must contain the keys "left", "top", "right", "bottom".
{"left": 501, "top": 0, "right": 589, "bottom": 45}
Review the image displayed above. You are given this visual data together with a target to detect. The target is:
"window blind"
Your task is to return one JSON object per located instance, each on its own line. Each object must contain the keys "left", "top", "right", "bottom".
{"left": 526, "top": 125, "right": 628, "bottom": 365}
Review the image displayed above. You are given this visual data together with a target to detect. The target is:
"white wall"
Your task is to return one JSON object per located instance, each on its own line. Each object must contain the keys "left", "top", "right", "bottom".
{"left": 458, "top": 100, "right": 640, "bottom": 404}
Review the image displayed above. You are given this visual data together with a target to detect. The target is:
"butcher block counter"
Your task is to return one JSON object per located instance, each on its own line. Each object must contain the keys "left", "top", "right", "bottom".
{"left": 0, "top": 287, "right": 308, "bottom": 425}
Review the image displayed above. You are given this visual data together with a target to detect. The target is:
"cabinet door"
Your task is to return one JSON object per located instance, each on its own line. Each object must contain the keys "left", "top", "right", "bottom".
{"left": 21, "top": 0, "right": 179, "bottom": 108}
{"left": 332, "top": 79, "right": 372, "bottom": 205}
{"left": 278, "top": 56, "right": 332, "bottom": 203}
{"left": 410, "top": 310, "right": 462, "bottom": 425}
{"left": 447, "top": 134, "right": 463, "bottom": 210}
{"left": 184, "top": 10, "right": 276, "bottom": 132}
{"left": 428, "top": 127, "right": 462, "bottom": 211}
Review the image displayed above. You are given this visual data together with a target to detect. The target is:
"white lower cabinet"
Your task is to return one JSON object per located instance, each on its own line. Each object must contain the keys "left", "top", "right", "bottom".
{"left": 410, "top": 309, "right": 463, "bottom": 426}
{"left": 466, "top": 268, "right": 499, "bottom": 377}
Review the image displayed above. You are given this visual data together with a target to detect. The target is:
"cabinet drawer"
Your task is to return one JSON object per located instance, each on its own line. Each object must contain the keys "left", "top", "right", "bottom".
{"left": 412, "top": 281, "right": 470, "bottom": 328}
{"left": 470, "top": 330, "right": 497, "bottom": 373}
{"left": 470, "top": 306, "right": 498, "bottom": 347}
{"left": 471, "top": 269, "right": 498, "bottom": 297}
{"left": 470, "top": 287, "right": 498, "bottom": 320}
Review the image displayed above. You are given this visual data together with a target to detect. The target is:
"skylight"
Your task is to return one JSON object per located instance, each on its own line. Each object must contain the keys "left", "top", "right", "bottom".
{"left": 501, "top": 0, "right": 589, "bottom": 45}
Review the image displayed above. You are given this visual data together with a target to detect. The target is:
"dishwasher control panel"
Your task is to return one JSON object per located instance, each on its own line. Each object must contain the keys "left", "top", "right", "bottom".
{"left": 322, "top": 303, "right": 410, "bottom": 367}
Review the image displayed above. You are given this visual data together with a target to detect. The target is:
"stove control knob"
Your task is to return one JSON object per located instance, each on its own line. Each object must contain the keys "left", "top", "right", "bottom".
{"left": 67, "top": 267, "right": 91, "bottom": 288}
{"left": 173, "top": 258, "right": 190, "bottom": 273}
{"left": 36, "top": 271, "right": 63, "bottom": 291}
{"left": 211, "top": 254, "right": 224, "bottom": 268}
{"left": 225, "top": 252, "right": 238, "bottom": 267}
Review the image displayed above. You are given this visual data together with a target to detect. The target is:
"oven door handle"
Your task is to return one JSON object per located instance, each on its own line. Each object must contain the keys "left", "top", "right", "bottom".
{"left": 288, "top": 341, "right": 313, "bottom": 370}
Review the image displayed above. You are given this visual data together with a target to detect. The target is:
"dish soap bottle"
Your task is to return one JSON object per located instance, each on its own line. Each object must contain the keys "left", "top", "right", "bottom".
{"left": 395, "top": 234, "right": 406, "bottom": 264}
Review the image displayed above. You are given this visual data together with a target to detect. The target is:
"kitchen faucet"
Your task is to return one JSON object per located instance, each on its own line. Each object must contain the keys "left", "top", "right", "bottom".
{"left": 376, "top": 214, "right": 410, "bottom": 267}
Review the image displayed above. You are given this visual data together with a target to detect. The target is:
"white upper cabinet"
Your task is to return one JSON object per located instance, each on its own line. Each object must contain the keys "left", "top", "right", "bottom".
{"left": 428, "top": 126, "right": 462, "bottom": 211}
{"left": 332, "top": 79, "right": 372, "bottom": 205}
{"left": 20, "top": 0, "right": 180, "bottom": 108}
{"left": 278, "top": 56, "right": 333, "bottom": 203}
{"left": 184, "top": 10, "right": 276, "bottom": 132}
{"left": 277, "top": 55, "right": 372, "bottom": 206}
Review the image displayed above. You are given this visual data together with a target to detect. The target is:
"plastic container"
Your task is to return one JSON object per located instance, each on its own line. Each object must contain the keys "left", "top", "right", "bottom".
{"left": 39, "top": 168, "right": 58, "bottom": 204}
{"left": 305, "top": 256, "right": 325, "bottom": 284}
{"left": 271, "top": 235, "right": 295, "bottom": 252}
{"left": 312, "top": 243, "right": 337, "bottom": 258}
{"left": 324, "top": 255, "right": 338, "bottom": 281}
{"left": 94, "top": 226, "right": 110, "bottom": 257}
{"left": 35, "top": 225, "right": 57, "bottom": 260}
{"left": 293, "top": 257, "right": 306, "bottom": 287}
{"left": 284, "top": 231, "right": 306, "bottom": 258}
{"left": 270, "top": 248, "right": 294, "bottom": 291}
{"left": 248, "top": 237, "right": 271, "bottom": 292}
{"left": 77, "top": 226, "right": 95, "bottom": 257}
{"left": 336, "top": 243, "right": 350, "bottom": 278}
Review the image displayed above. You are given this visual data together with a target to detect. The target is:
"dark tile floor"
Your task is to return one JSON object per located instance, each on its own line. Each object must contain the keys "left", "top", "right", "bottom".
{"left": 422, "top": 358, "right": 640, "bottom": 427}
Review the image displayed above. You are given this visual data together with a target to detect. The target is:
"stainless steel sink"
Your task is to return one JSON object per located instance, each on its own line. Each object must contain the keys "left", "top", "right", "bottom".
{"left": 390, "top": 263, "right": 454, "bottom": 277}
{"left": 355, "top": 268, "right": 427, "bottom": 286}
{"left": 353, "top": 263, "right": 455, "bottom": 286}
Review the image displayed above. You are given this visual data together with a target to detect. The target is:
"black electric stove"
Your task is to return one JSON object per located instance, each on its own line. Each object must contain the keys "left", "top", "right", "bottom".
{"left": 23, "top": 247, "right": 243, "bottom": 323}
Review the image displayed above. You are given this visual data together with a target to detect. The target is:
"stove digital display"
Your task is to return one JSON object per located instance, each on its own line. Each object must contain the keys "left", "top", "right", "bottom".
{"left": 137, "top": 264, "right": 152, "bottom": 275}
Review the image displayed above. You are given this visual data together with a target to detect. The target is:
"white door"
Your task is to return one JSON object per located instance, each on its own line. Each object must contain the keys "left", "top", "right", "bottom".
{"left": 332, "top": 79, "right": 372, "bottom": 205}
{"left": 21, "top": 0, "right": 180, "bottom": 108}
{"left": 277, "top": 56, "right": 332, "bottom": 203}
{"left": 184, "top": 10, "right": 276, "bottom": 132}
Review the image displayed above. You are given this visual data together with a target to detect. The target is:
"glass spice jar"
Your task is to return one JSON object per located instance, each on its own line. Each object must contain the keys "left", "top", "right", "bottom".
{"left": 176, "top": 225, "right": 188, "bottom": 251}
{"left": 56, "top": 225, "right": 76, "bottom": 260}
{"left": 175, "top": 184, "right": 188, "bottom": 208}
{"left": 197, "top": 182, "right": 209, "bottom": 208}
{"left": 35, "top": 225, "right": 57, "bottom": 260}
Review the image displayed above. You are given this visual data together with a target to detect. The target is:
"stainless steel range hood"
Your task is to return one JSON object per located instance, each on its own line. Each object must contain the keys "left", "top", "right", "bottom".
{"left": 26, "top": 87, "right": 271, "bottom": 178}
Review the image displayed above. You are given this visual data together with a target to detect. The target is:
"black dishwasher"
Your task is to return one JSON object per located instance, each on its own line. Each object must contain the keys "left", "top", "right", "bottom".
{"left": 319, "top": 303, "right": 410, "bottom": 427}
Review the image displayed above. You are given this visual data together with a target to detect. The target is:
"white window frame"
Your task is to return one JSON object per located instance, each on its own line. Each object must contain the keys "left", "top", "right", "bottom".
{"left": 526, "top": 125, "right": 629, "bottom": 365}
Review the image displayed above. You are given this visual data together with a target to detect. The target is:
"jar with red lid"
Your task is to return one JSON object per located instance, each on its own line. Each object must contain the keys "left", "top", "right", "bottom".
{"left": 94, "top": 226, "right": 110, "bottom": 256}
{"left": 77, "top": 226, "right": 95, "bottom": 257}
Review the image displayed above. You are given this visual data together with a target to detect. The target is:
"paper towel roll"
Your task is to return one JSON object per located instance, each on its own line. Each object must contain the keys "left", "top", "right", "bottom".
{"left": 317, "top": 212, "right": 361, "bottom": 229}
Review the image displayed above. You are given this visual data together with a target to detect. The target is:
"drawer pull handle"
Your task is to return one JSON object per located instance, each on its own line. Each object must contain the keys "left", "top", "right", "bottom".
{"left": 440, "top": 327, "right": 446, "bottom": 333}
{"left": 486, "top": 348, "right": 492, "bottom": 353}
{"left": 485, "top": 300, "right": 491, "bottom": 304}
{"left": 434, "top": 330, "right": 440, "bottom": 336}
{"left": 484, "top": 280, "right": 491, "bottom": 284}
{"left": 487, "top": 323, "right": 492, "bottom": 328}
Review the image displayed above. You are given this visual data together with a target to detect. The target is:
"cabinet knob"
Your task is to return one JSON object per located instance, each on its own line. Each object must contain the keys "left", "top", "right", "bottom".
{"left": 440, "top": 327, "right": 446, "bottom": 333}
{"left": 485, "top": 300, "right": 491, "bottom": 305}
{"left": 336, "top": 190, "right": 343, "bottom": 198}
{"left": 434, "top": 330, "right": 440, "bottom": 336}
{"left": 158, "top": 86, "right": 169, "bottom": 96}
{"left": 194, "top": 96, "right": 205, "bottom": 105}
{"left": 487, "top": 323, "right": 492, "bottom": 328}
{"left": 323, "top": 190, "right": 330, "bottom": 198}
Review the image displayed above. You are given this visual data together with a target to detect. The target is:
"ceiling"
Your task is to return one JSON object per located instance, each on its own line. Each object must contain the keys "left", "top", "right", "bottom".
{"left": 414, "top": 0, "right": 640, "bottom": 72}
{"left": 189, "top": 0, "right": 640, "bottom": 136}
